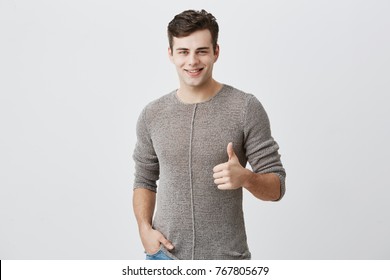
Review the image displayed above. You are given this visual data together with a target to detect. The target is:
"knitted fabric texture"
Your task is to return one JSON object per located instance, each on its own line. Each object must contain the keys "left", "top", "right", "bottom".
{"left": 133, "top": 84, "right": 286, "bottom": 260}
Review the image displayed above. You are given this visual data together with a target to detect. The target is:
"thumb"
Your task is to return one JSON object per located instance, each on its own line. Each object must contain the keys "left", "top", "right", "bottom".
{"left": 227, "top": 142, "right": 237, "bottom": 160}
{"left": 159, "top": 235, "right": 174, "bottom": 250}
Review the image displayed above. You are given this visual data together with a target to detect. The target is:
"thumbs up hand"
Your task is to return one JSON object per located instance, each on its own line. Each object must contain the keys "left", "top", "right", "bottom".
{"left": 213, "top": 142, "right": 250, "bottom": 190}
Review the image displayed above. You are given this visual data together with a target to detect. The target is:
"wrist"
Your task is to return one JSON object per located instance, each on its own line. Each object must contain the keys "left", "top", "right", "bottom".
{"left": 241, "top": 168, "right": 255, "bottom": 189}
{"left": 138, "top": 222, "right": 153, "bottom": 233}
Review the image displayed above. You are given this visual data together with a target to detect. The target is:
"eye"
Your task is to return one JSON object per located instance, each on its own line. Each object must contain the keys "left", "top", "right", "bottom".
{"left": 178, "top": 50, "right": 188, "bottom": 55}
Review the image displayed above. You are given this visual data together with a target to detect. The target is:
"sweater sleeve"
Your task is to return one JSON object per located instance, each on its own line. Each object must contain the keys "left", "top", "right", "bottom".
{"left": 132, "top": 106, "right": 159, "bottom": 192}
{"left": 243, "top": 95, "right": 286, "bottom": 200}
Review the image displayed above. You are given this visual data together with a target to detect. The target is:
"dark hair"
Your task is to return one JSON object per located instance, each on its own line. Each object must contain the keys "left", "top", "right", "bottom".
{"left": 167, "top": 9, "right": 219, "bottom": 52}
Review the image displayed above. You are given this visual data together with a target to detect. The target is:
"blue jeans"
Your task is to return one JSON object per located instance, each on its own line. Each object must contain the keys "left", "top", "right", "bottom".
{"left": 145, "top": 249, "right": 173, "bottom": 260}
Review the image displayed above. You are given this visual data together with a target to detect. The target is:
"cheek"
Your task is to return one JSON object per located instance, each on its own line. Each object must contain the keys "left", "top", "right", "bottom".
{"left": 173, "top": 58, "right": 186, "bottom": 68}
{"left": 202, "top": 57, "right": 215, "bottom": 65}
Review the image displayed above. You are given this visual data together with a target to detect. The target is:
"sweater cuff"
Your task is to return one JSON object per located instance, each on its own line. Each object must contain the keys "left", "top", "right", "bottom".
{"left": 133, "top": 185, "right": 157, "bottom": 193}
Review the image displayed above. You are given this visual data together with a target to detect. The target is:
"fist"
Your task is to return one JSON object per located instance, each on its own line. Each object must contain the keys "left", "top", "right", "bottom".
{"left": 212, "top": 142, "right": 249, "bottom": 190}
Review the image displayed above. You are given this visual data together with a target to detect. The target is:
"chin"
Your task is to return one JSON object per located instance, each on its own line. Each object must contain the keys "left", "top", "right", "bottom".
{"left": 182, "top": 79, "right": 203, "bottom": 87}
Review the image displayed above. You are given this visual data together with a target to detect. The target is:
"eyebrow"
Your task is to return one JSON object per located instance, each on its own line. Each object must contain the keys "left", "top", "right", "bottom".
{"left": 175, "top": 47, "right": 210, "bottom": 51}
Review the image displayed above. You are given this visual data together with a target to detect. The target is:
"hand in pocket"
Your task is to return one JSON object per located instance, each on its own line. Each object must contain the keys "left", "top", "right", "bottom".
{"left": 141, "top": 227, "right": 174, "bottom": 254}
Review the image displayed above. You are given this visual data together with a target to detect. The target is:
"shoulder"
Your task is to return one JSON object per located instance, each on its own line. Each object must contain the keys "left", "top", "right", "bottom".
{"left": 222, "top": 84, "right": 256, "bottom": 100}
{"left": 220, "top": 84, "right": 269, "bottom": 125}
{"left": 219, "top": 84, "right": 259, "bottom": 108}
{"left": 140, "top": 90, "right": 176, "bottom": 120}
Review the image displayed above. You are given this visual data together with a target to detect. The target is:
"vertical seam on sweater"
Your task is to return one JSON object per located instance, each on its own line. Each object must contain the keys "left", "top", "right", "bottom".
{"left": 189, "top": 104, "right": 197, "bottom": 260}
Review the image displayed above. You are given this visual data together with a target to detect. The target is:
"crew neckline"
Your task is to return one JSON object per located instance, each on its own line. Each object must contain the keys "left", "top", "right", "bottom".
{"left": 172, "top": 84, "right": 227, "bottom": 105}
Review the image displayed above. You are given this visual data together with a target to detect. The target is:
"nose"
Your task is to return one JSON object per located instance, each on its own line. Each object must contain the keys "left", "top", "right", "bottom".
{"left": 188, "top": 52, "right": 199, "bottom": 66}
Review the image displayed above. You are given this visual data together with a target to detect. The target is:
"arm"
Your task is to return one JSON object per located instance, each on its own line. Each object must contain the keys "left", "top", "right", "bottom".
{"left": 242, "top": 95, "right": 286, "bottom": 200}
{"left": 133, "top": 188, "right": 174, "bottom": 254}
{"left": 241, "top": 169, "right": 281, "bottom": 201}
{"left": 132, "top": 107, "right": 173, "bottom": 254}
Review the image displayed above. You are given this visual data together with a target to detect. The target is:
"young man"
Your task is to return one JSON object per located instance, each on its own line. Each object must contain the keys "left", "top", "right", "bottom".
{"left": 133, "top": 9, "right": 286, "bottom": 260}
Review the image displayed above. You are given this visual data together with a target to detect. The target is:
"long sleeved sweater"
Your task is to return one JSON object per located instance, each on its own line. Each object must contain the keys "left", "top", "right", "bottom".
{"left": 133, "top": 84, "right": 286, "bottom": 260}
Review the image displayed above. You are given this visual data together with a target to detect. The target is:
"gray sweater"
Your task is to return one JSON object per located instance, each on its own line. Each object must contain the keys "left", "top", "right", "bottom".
{"left": 133, "top": 84, "right": 286, "bottom": 260}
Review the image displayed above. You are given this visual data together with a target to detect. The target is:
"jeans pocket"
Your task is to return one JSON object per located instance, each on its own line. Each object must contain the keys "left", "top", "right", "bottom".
{"left": 145, "top": 244, "right": 163, "bottom": 257}
{"left": 145, "top": 247, "right": 173, "bottom": 260}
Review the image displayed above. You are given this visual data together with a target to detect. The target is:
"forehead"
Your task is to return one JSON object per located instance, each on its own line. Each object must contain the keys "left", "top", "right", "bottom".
{"left": 172, "top": 29, "right": 213, "bottom": 49}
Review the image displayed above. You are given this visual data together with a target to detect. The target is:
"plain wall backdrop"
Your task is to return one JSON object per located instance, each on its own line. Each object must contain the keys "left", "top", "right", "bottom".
{"left": 0, "top": 0, "right": 389, "bottom": 259}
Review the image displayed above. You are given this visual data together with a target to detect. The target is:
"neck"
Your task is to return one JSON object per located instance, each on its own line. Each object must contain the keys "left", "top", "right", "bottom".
{"left": 177, "top": 79, "right": 222, "bottom": 104}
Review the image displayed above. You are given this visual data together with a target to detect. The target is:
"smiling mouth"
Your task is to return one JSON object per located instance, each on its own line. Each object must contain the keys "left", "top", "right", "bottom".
{"left": 185, "top": 68, "right": 204, "bottom": 77}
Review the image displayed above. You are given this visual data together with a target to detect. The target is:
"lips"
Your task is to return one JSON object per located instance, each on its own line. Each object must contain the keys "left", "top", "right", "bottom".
{"left": 185, "top": 68, "right": 204, "bottom": 76}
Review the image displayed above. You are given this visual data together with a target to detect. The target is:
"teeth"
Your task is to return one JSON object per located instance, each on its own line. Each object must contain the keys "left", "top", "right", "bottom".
{"left": 188, "top": 69, "right": 200, "bottom": 73}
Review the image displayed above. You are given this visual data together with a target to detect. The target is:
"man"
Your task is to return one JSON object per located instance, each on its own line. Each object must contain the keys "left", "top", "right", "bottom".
{"left": 133, "top": 9, "right": 286, "bottom": 260}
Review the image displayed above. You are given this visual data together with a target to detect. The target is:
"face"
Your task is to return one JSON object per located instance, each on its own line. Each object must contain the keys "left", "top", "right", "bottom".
{"left": 168, "top": 29, "right": 219, "bottom": 90}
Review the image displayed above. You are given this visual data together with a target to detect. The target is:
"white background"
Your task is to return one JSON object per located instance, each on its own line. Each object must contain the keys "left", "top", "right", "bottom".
{"left": 1, "top": 0, "right": 389, "bottom": 259}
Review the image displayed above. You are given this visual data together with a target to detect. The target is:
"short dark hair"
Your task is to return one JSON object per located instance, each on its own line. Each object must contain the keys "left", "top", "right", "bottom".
{"left": 167, "top": 9, "right": 219, "bottom": 52}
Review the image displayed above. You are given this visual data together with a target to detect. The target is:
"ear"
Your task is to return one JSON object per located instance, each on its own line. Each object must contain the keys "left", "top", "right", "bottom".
{"left": 214, "top": 44, "right": 220, "bottom": 62}
{"left": 168, "top": 47, "right": 174, "bottom": 63}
